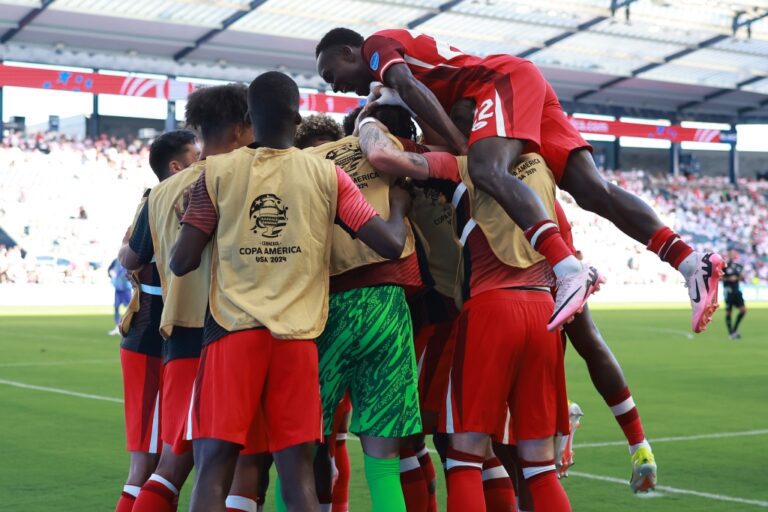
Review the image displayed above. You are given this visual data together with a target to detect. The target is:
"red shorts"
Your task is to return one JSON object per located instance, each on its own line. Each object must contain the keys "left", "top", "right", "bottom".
{"left": 440, "top": 289, "right": 568, "bottom": 442}
{"left": 466, "top": 60, "right": 591, "bottom": 182}
{"left": 414, "top": 320, "right": 457, "bottom": 433}
{"left": 160, "top": 357, "right": 198, "bottom": 450}
{"left": 120, "top": 348, "right": 162, "bottom": 453}
{"left": 186, "top": 329, "right": 322, "bottom": 453}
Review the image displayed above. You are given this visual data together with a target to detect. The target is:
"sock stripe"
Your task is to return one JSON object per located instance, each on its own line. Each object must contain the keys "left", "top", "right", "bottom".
{"left": 660, "top": 236, "right": 681, "bottom": 260}
{"left": 522, "top": 464, "right": 556, "bottom": 480}
{"left": 225, "top": 495, "right": 257, "bottom": 512}
{"left": 446, "top": 458, "right": 484, "bottom": 471}
{"left": 416, "top": 445, "right": 429, "bottom": 458}
{"left": 482, "top": 465, "right": 509, "bottom": 481}
{"left": 148, "top": 473, "right": 179, "bottom": 495}
{"left": 610, "top": 396, "right": 636, "bottom": 416}
{"left": 336, "top": 433, "right": 348, "bottom": 441}
{"left": 528, "top": 221, "right": 558, "bottom": 249}
{"left": 123, "top": 485, "right": 141, "bottom": 497}
{"left": 400, "top": 455, "right": 421, "bottom": 473}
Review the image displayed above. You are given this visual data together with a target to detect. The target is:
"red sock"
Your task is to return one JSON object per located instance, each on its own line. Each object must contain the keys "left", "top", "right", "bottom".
{"left": 225, "top": 494, "right": 258, "bottom": 511}
{"left": 446, "top": 448, "right": 486, "bottom": 512}
{"left": 524, "top": 220, "right": 574, "bottom": 268}
{"left": 115, "top": 485, "right": 140, "bottom": 512}
{"left": 416, "top": 445, "right": 438, "bottom": 512}
{"left": 482, "top": 457, "right": 516, "bottom": 512}
{"left": 400, "top": 446, "right": 429, "bottom": 511}
{"left": 647, "top": 227, "right": 694, "bottom": 269}
{"left": 605, "top": 388, "right": 646, "bottom": 446}
{"left": 132, "top": 477, "right": 177, "bottom": 512}
{"left": 520, "top": 459, "right": 571, "bottom": 512}
{"left": 332, "top": 436, "right": 350, "bottom": 512}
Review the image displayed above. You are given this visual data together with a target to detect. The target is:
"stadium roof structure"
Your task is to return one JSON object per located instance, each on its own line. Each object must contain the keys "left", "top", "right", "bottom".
{"left": 1, "top": 0, "right": 768, "bottom": 123}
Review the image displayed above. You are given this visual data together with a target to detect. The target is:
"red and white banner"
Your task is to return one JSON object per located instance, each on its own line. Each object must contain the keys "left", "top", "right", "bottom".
{"left": 0, "top": 63, "right": 734, "bottom": 142}
{"left": 0, "top": 64, "right": 195, "bottom": 100}
{"left": 567, "top": 117, "right": 731, "bottom": 144}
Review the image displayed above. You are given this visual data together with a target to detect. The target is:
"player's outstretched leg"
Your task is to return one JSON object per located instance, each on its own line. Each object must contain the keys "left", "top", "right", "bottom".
{"left": 560, "top": 149, "right": 724, "bottom": 332}
{"left": 467, "top": 138, "right": 603, "bottom": 329}
{"left": 565, "top": 305, "right": 657, "bottom": 491}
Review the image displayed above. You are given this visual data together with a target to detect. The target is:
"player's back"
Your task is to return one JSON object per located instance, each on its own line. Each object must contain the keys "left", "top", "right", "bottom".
{"left": 366, "top": 29, "right": 527, "bottom": 108}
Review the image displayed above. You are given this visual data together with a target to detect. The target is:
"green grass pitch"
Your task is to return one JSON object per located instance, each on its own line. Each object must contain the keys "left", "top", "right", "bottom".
{"left": 1, "top": 305, "right": 766, "bottom": 511}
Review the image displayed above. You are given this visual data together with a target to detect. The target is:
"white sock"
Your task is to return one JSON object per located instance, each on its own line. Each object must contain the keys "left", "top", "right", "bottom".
{"left": 122, "top": 485, "right": 141, "bottom": 498}
{"left": 678, "top": 251, "right": 699, "bottom": 279}
{"left": 225, "top": 495, "right": 257, "bottom": 512}
{"left": 629, "top": 439, "right": 651, "bottom": 455}
{"left": 320, "top": 505, "right": 332, "bottom": 512}
{"left": 553, "top": 255, "right": 582, "bottom": 279}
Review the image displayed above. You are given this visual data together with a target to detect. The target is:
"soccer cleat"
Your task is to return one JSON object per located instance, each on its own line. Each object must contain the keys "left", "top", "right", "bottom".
{"left": 687, "top": 252, "right": 725, "bottom": 333}
{"left": 108, "top": 326, "right": 121, "bottom": 336}
{"left": 556, "top": 401, "right": 584, "bottom": 478}
{"left": 730, "top": 331, "right": 741, "bottom": 340}
{"left": 548, "top": 264, "right": 606, "bottom": 331}
{"left": 630, "top": 445, "right": 657, "bottom": 493}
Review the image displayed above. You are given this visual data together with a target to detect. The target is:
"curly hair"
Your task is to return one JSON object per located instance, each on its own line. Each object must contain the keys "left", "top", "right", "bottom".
{"left": 295, "top": 114, "right": 344, "bottom": 148}
{"left": 185, "top": 83, "right": 248, "bottom": 143}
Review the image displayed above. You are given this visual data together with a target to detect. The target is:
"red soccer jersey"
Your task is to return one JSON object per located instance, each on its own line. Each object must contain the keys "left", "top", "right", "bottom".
{"left": 362, "top": 29, "right": 527, "bottom": 112}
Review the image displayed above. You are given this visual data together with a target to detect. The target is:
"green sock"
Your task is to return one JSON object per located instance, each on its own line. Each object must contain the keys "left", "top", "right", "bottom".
{"left": 274, "top": 475, "right": 287, "bottom": 512}
{"left": 364, "top": 453, "right": 406, "bottom": 512}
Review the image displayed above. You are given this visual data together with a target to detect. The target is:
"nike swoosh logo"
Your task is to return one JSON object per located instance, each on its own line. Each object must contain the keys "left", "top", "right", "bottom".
{"left": 692, "top": 281, "right": 701, "bottom": 303}
{"left": 549, "top": 287, "right": 581, "bottom": 323}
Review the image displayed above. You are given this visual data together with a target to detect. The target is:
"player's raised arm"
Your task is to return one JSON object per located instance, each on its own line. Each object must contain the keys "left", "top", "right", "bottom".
{"left": 358, "top": 118, "right": 429, "bottom": 180}
{"left": 383, "top": 63, "right": 467, "bottom": 155}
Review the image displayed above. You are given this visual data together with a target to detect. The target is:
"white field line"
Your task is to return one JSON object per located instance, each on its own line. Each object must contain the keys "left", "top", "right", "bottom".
{"left": 575, "top": 429, "right": 768, "bottom": 449}
{"left": 0, "top": 378, "right": 123, "bottom": 403}
{"left": 570, "top": 471, "right": 768, "bottom": 508}
{"left": 3, "top": 376, "right": 768, "bottom": 508}
{"left": 0, "top": 359, "right": 115, "bottom": 368}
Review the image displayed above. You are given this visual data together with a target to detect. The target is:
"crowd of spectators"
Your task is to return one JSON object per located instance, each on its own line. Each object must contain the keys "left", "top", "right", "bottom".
{"left": 1, "top": 131, "right": 767, "bottom": 289}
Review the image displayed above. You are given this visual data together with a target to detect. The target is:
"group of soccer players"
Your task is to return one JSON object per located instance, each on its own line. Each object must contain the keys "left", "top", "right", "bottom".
{"left": 113, "top": 27, "right": 726, "bottom": 512}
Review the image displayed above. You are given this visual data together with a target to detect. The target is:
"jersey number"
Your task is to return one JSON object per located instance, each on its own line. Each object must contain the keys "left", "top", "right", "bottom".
{"left": 472, "top": 99, "right": 494, "bottom": 132}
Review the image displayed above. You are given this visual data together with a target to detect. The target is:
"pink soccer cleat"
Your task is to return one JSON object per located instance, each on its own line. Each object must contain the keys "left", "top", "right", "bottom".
{"left": 548, "top": 264, "right": 605, "bottom": 331}
{"left": 687, "top": 252, "right": 726, "bottom": 333}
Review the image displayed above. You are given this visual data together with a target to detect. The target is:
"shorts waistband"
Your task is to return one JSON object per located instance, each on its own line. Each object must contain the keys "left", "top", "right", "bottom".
{"left": 465, "top": 287, "right": 553, "bottom": 306}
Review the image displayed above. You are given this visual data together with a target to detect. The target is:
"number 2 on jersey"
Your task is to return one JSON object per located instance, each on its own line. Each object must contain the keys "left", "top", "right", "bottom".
{"left": 472, "top": 99, "right": 494, "bottom": 132}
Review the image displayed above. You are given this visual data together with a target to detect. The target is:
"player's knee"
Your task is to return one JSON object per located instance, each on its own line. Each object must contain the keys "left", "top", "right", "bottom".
{"left": 517, "top": 437, "right": 555, "bottom": 462}
{"left": 467, "top": 152, "right": 502, "bottom": 193}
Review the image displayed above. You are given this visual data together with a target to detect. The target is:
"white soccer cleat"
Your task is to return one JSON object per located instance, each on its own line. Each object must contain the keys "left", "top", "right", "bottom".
{"left": 548, "top": 264, "right": 605, "bottom": 331}
{"left": 556, "top": 401, "right": 584, "bottom": 478}
{"left": 107, "top": 326, "right": 121, "bottom": 336}
{"left": 687, "top": 252, "right": 725, "bottom": 333}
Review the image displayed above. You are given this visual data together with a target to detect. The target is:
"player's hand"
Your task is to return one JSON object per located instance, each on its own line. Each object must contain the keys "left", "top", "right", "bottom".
{"left": 389, "top": 182, "right": 413, "bottom": 215}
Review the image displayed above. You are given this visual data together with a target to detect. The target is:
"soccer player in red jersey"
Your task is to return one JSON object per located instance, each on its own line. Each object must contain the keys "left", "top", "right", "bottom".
{"left": 114, "top": 130, "right": 200, "bottom": 512}
{"left": 316, "top": 27, "right": 724, "bottom": 333}
{"left": 169, "top": 72, "right": 413, "bottom": 512}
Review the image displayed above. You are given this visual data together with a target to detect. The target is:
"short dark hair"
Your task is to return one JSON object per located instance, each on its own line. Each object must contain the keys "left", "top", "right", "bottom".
{"left": 370, "top": 105, "right": 417, "bottom": 141}
{"left": 316, "top": 27, "right": 364, "bottom": 57}
{"left": 185, "top": 83, "right": 248, "bottom": 143}
{"left": 342, "top": 106, "right": 364, "bottom": 136}
{"left": 295, "top": 114, "right": 344, "bottom": 148}
{"left": 248, "top": 72, "right": 300, "bottom": 130}
{"left": 148, "top": 130, "right": 197, "bottom": 178}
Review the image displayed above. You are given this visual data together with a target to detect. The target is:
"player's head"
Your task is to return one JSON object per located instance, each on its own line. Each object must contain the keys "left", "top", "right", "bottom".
{"left": 728, "top": 249, "right": 739, "bottom": 261}
{"left": 316, "top": 28, "right": 371, "bottom": 96}
{"left": 148, "top": 129, "right": 199, "bottom": 181}
{"left": 343, "top": 106, "right": 364, "bottom": 136}
{"left": 248, "top": 71, "right": 302, "bottom": 144}
{"left": 295, "top": 114, "right": 344, "bottom": 149}
{"left": 185, "top": 83, "right": 251, "bottom": 150}
{"left": 450, "top": 98, "right": 476, "bottom": 138}
{"left": 368, "top": 105, "right": 417, "bottom": 141}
